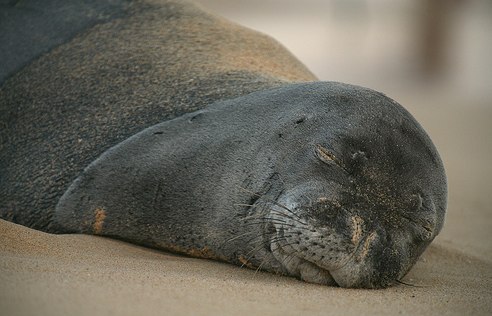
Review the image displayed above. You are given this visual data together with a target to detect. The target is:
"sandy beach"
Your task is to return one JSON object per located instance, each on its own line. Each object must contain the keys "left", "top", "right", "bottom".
{"left": 1, "top": 1, "right": 492, "bottom": 315}
{"left": 0, "top": 220, "right": 491, "bottom": 316}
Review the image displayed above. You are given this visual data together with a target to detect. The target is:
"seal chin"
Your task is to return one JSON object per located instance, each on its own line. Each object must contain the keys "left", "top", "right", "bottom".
{"left": 267, "top": 198, "right": 352, "bottom": 287}
{"left": 269, "top": 218, "right": 400, "bottom": 288}
{"left": 270, "top": 235, "right": 338, "bottom": 286}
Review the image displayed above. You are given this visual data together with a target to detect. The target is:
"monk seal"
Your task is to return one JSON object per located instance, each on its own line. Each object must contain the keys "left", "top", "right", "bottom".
{"left": 0, "top": 0, "right": 447, "bottom": 288}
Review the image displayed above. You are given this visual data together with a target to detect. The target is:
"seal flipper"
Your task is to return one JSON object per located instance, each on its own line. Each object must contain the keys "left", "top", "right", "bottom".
{"left": 51, "top": 116, "right": 191, "bottom": 240}
{"left": 51, "top": 107, "right": 226, "bottom": 249}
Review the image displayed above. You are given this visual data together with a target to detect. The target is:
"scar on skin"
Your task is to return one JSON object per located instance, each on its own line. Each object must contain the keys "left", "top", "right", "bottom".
{"left": 93, "top": 207, "right": 106, "bottom": 234}
{"left": 351, "top": 216, "right": 364, "bottom": 245}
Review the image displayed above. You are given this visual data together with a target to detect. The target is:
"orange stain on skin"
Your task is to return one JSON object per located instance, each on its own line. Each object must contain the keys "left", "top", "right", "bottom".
{"left": 93, "top": 208, "right": 106, "bottom": 235}
{"left": 238, "top": 255, "right": 256, "bottom": 269}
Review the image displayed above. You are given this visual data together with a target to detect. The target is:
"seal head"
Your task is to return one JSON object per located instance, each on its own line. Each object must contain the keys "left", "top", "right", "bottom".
{"left": 53, "top": 82, "right": 447, "bottom": 288}
{"left": 266, "top": 97, "right": 447, "bottom": 288}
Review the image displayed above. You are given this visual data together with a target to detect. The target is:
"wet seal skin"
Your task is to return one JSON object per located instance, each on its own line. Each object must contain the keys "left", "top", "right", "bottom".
{"left": 0, "top": 0, "right": 447, "bottom": 288}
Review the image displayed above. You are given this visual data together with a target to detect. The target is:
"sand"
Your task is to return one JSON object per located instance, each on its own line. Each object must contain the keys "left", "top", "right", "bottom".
{"left": 0, "top": 218, "right": 490, "bottom": 316}
{"left": 1, "top": 95, "right": 491, "bottom": 315}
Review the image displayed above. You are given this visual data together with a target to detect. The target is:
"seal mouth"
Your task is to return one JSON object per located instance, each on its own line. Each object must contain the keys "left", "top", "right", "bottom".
{"left": 272, "top": 226, "right": 381, "bottom": 288}
{"left": 271, "top": 223, "right": 399, "bottom": 288}
{"left": 264, "top": 197, "right": 351, "bottom": 286}
{"left": 263, "top": 191, "right": 432, "bottom": 288}
{"left": 266, "top": 200, "right": 402, "bottom": 288}
{"left": 270, "top": 229, "right": 339, "bottom": 286}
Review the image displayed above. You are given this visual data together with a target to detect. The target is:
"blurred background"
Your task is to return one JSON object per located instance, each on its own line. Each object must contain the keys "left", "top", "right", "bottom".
{"left": 196, "top": 0, "right": 492, "bottom": 260}
{"left": 195, "top": 0, "right": 492, "bottom": 100}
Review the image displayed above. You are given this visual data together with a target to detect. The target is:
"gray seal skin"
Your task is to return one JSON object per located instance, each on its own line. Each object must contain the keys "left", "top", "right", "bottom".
{"left": 53, "top": 82, "right": 447, "bottom": 288}
{"left": 0, "top": 0, "right": 447, "bottom": 288}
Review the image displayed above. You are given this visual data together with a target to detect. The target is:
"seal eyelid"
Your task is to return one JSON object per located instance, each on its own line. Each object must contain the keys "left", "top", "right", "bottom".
{"left": 314, "top": 144, "right": 336, "bottom": 163}
{"left": 314, "top": 145, "right": 351, "bottom": 175}
{"left": 314, "top": 145, "right": 336, "bottom": 163}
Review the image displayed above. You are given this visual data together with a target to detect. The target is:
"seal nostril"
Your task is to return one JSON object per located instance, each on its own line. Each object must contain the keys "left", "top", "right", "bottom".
{"left": 411, "top": 193, "right": 423, "bottom": 210}
{"left": 352, "top": 150, "right": 367, "bottom": 160}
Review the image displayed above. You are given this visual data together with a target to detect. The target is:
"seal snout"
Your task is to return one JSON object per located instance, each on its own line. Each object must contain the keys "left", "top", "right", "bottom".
{"left": 269, "top": 192, "right": 417, "bottom": 288}
{"left": 268, "top": 195, "right": 363, "bottom": 285}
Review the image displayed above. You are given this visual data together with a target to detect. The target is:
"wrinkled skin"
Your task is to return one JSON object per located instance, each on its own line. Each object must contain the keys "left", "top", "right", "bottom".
{"left": 54, "top": 82, "right": 447, "bottom": 288}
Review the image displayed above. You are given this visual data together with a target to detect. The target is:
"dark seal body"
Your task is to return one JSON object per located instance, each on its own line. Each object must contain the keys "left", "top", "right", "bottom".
{"left": 0, "top": 0, "right": 314, "bottom": 230}
{"left": 0, "top": 0, "right": 447, "bottom": 288}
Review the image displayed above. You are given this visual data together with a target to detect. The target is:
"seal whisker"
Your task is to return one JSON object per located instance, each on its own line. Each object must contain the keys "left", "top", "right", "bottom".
{"left": 240, "top": 231, "right": 285, "bottom": 252}
{"left": 268, "top": 200, "right": 303, "bottom": 221}
{"left": 218, "top": 231, "right": 257, "bottom": 249}
{"left": 240, "top": 210, "right": 309, "bottom": 233}
{"left": 279, "top": 250, "right": 300, "bottom": 269}
{"left": 240, "top": 206, "right": 299, "bottom": 222}
{"left": 241, "top": 235, "right": 292, "bottom": 268}
{"left": 241, "top": 211, "right": 297, "bottom": 222}
{"left": 254, "top": 258, "right": 269, "bottom": 276}
{"left": 245, "top": 216, "right": 289, "bottom": 223}
{"left": 239, "top": 235, "right": 267, "bottom": 253}
{"left": 248, "top": 236, "right": 289, "bottom": 257}
{"left": 236, "top": 186, "right": 303, "bottom": 220}
{"left": 267, "top": 209, "right": 308, "bottom": 225}
{"left": 268, "top": 212, "right": 310, "bottom": 228}
{"left": 274, "top": 241, "right": 301, "bottom": 250}
{"left": 254, "top": 264, "right": 264, "bottom": 274}
{"left": 234, "top": 203, "right": 256, "bottom": 207}
{"left": 219, "top": 217, "right": 289, "bottom": 250}
{"left": 240, "top": 243, "right": 272, "bottom": 269}
{"left": 242, "top": 221, "right": 298, "bottom": 228}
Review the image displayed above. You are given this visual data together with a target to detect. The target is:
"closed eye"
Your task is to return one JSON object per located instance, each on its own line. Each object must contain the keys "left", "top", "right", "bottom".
{"left": 315, "top": 144, "right": 336, "bottom": 163}
{"left": 314, "top": 144, "right": 348, "bottom": 173}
